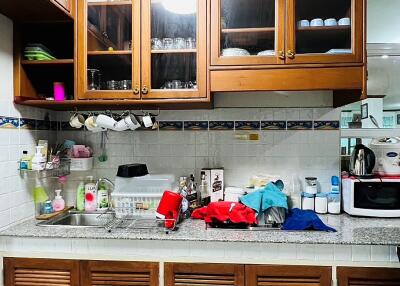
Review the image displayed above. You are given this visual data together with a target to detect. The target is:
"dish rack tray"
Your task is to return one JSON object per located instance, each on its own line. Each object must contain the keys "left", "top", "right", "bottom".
{"left": 97, "top": 211, "right": 177, "bottom": 234}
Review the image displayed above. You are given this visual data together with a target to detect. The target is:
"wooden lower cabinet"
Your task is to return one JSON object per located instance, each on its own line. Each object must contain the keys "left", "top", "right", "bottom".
{"left": 165, "top": 263, "right": 245, "bottom": 286}
{"left": 337, "top": 267, "right": 400, "bottom": 286}
{"left": 246, "top": 265, "right": 332, "bottom": 286}
{"left": 80, "top": 260, "right": 158, "bottom": 286}
{"left": 4, "top": 258, "right": 80, "bottom": 286}
{"left": 4, "top": 258, "right": 158, "bottom": 286}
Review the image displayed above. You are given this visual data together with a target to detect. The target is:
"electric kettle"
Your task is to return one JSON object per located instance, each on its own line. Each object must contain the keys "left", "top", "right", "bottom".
{"left": 349, "top": 144, "right": 376, "bottom": 178}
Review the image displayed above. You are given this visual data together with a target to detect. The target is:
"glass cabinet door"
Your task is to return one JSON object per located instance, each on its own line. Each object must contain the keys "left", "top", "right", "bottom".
{"left": 286, "top": 0, "right": 363, "bottom": 64}
{"left": 211, "top": 0, "right": 285, "bottom": 66}
{"left": 141, "top": 0, "right": 207, "bottom": 99}
{"left": 78, "top": 0, "right": 140, "bottom": 99}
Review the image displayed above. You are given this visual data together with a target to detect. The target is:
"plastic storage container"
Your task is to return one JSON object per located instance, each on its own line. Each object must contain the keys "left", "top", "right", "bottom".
{"left": 315, "top": 193, "right": 328, "bottom": 214}
{"left": 301, "top": 192, "right": 315, "bottom": 211}
{"left": 328, "top": 176, "right": 341, "bottom": 214}
{"left": 70, "top": 157, "right": 94, "bottom": 171}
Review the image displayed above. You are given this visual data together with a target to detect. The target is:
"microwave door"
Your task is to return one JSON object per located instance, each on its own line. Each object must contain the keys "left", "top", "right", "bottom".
{"left": 354, "top": 182, "right": 400, "bottom": 210}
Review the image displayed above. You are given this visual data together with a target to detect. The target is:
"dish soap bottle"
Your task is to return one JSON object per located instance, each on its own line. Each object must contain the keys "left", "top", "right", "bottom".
{"left": 20, "top": 151, "right": 30, "bottom": 170}
{"left": 76, "top": 182, "right": 85, "bottom": 211}
{"left": 97, "top": 181, "right": 109, "bottom": 211}
{"left": 52, "top": 189, "right": 65, "bottom": 212}
{"left": 32, "top": 146, "right": 46, "bottom": 171}
{"left": 84, "top": 176, "right": 97, "bottom": 212}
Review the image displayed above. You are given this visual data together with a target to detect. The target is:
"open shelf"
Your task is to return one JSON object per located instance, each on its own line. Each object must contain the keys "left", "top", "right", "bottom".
{"left": 21, "top": 59, "right": 74, "bottom": 65}
{"left": 222, "top": 27, "right": 275, "bottom": 34}
{"left": 88, "top": 50, "right": 132, "bottom": 56}
{"left": 88, "top": 1, "right": 131, "bottom": 6}
{"left": 151, "top": 49, "right": 197, "bottom": 54}
{"left": 297, "top": 25, "right": 351, "bottom": 32}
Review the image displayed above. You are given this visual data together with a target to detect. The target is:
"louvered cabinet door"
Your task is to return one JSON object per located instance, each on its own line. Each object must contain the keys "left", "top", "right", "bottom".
{"left": 80, "top": 260, "right": 159, "bottom": 286}
{"left": 4, "top": 257, "right": 80, "bottom": 286}
{"left": 165, "top": 263, "right": 245, "bottom": 286}
{"left": 337, "top": 267, "right": 400, "bottom": 286}
{"left": 245, "top": 265, "right": 331, "bottom": 286}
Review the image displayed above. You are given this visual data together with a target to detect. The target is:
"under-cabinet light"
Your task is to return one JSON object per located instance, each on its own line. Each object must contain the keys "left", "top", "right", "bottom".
{"left": 161, "top": 0, "right": 196, "bottom": 14}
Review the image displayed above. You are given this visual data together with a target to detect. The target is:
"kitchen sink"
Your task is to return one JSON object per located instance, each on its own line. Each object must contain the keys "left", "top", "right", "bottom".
{"left": 37, "top": 211, "right": 115, "bottom": 228}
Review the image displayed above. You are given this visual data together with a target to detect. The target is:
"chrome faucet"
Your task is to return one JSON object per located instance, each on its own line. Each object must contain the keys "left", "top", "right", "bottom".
{"left": 95, "top": 178, "right": 115, "bottom": 211}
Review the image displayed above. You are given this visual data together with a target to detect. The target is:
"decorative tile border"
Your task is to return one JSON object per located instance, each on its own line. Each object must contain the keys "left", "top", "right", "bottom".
{"left": 158, "top": 121, "right": 183, "bottom": 131}
{"left": 287, "top": 121, "right": 313, "bottom": 130}
{"left": 235, "top": 121, "right": 260, "bottom": 131}
{"left": 0, "top": 117, "right": 20, "bottom": 129}
{"left": 314, "top": 121, "right": 340, "bottom": 130}
{"left": 184, "top": 121, "right": 209, "bottom": 131}
{"left": 261, "top": 121, "right": 287, "bottom": 130}
{"left": 209, "top": 121, "right": 234, "bottom": 131}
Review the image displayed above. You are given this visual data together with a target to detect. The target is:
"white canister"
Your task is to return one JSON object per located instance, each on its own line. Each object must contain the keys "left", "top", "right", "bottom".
{"left": 305, "top": 177, "right": 318, "bottom": 194}
{"left": 224, "top": 187, "right": 245, "bottom": 202}
{"left": 315, "top": 193, "right": 328, "bottom": 214}
{"left": 301, "top": 193, "right": 315, "bottom": 211}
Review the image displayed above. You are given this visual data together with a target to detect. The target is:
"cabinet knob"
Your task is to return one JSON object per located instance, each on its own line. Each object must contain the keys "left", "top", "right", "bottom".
{"left": 287, "top": 50, "right": 296, "bottom": 59}
{"left": 141, "top": 86, "right": 149, "bottom": 95}
{"left": 278, "top": 51, "right": 286, "bottom": 60}
{"left": 133, "top": 86, "right": 140, "bottom": 95}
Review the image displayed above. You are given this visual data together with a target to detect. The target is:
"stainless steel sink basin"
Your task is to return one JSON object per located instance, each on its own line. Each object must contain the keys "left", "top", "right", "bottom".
{"left": 37, "top": 211, "right": 115, "bottom": 228}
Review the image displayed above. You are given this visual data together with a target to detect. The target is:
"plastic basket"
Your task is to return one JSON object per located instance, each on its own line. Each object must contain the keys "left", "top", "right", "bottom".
{"left": 111, "top": 192, "right": 162, "bottom": 219}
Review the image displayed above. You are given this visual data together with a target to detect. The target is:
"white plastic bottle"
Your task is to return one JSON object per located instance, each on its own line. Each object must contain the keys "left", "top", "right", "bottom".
{"left": 84, "top": 176, "right": 97, "bottom": 212}
{"left": 32, "top": 146, "right": 46, "bottom": 171}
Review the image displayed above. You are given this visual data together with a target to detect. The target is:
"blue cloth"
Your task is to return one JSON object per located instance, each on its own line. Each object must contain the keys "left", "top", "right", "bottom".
{"left": 282, "top": 208, "right": 337, "bottom": 232}
{"left": 240, "top": 181, "right": 288, "bottom": 214}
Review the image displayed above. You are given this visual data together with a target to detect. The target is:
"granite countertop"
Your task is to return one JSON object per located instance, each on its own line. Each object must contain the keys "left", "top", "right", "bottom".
{"left": 1, "top": 214, "right": 400, "bottom": 246}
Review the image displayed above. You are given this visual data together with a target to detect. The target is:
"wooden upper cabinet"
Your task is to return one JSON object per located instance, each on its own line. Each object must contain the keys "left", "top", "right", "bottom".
{"left": 165, "top": 263, "right": 245, "bottom": 286}
{"left": 141, "top": 0, "right": 207, "bottom": 99}
{"left": 53, "top": 0, "right": 72, "bottom": 13}
{"left": 77, "top": 0, "right": 141, "bottom": 99}
{"left": 337, "top": 267, "right": 400, "bottom": 286}
{"left": 210, "top": 0, "right": 286, "bottom": 66}
{"left": 285, "top": 0, "right": 364, "bottom": 64}
{"left": 4, "top": 257, "right": 80, "bottom": 286}
{"left": 80, "top": 260, "right": 159, "bottom": 286}
{"left": 246, "top": 265, "right": 332, "bottom": 286}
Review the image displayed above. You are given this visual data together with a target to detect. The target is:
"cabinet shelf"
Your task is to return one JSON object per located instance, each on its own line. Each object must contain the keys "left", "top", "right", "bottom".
{"left": 88, "top": 50, "right": 132, "bottom": 56}
{"left": 21, "top": 59, "right": 74, "bottom": 65}
{"left": 88, "top": 1, "right": 131, "bottom": 6}
{"left": 297, "top": 25, "right": 351, "bottom": 32}
{"left": 151, "top": 49, "right": 197, "bottom": 54}
{"left": 221, "top": 27, "right": 275, "bottom": 34}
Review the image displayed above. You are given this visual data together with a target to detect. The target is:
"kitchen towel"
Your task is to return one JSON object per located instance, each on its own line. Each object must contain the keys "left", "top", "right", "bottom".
{"left": 240, "top": 181, "right": 288, "bottom": 214}
{"left": 282, "top": 208, "right": 337, "bottom": 232}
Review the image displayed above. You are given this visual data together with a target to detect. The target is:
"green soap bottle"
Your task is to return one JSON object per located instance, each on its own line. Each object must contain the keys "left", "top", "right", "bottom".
{"left": 76, "top": 182, "right": 85, "bottom": 211}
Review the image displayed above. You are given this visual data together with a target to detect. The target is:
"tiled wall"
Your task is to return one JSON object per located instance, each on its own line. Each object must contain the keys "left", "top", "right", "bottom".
{"left": 0, "top": 14, "right": 57, "bottom": 230}
{"left": 56, "top": 108, "right": 340, "bottom": 206}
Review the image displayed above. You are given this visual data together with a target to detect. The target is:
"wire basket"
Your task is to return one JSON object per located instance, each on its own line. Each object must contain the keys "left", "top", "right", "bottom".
{"left": 111, "top": 193, "right": 163, "bottom": 219}
{"left": 19, "top": 158, "right": 71, "bottom": 179}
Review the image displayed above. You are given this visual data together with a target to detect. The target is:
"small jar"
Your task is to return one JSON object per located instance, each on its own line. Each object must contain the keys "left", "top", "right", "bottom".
{"left": 328, "top": 193, "right": 341, "bottom": 214}
{"left": 315, "top": 193, "right": 328, "bottom": 214}
{"left": 301, "top": 193, "right": 315, "bottom": 211}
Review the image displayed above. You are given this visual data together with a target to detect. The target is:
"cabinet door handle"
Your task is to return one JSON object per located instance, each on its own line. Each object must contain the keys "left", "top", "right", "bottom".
{"left": 141, "top": 86, "right": 149, "bottom": 95}
{"left": 287, "top": 50, "right": 296, "bottom": 59}
{"left": 278, "top": 51, "right": 286, "bottom": 60}
{"left": 133, "top": 86, "right": 140, "bottom": 95}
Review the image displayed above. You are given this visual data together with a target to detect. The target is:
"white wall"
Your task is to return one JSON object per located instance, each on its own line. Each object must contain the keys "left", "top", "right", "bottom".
{"left": 368, "top": 0, "right": 400, "bottom": 43}
{"left": 0, "top": 14, "right": 57, "bottom": 229}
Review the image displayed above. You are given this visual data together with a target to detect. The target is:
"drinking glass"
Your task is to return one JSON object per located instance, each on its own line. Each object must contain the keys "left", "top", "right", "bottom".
{"left": 174, "top": 38, "right": 186, "bottom": 49}
{"left": 162, "top": 38, "right": 174, "bottom": 50}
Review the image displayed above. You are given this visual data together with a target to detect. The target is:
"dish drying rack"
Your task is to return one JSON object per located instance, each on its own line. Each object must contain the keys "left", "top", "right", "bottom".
{"left": 97, "top": 210, "right": 177, "bottom": 234}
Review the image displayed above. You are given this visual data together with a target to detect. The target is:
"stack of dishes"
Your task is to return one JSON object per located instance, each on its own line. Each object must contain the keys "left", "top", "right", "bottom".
{"left": 257, "top": 50, "right": 275, "bottom": 56}
{"left": 24, "top": 43, "right": 56, "bottom": 61}
{"left": 222, "top": 48, "right": 250, "bottom": 56}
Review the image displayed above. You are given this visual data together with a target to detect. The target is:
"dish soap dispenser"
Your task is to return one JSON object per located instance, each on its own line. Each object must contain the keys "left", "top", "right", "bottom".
{"left": 84, "top": 176, "right": 97, "bottom": 212}
{"left": 52, "top": 189, "right": 65, "bottom": 212}
{"left": 76, "top": 182, "right": 85, "bottom": 211}
{"left": 32, "top": 146, "right": 46, "bottom": 171}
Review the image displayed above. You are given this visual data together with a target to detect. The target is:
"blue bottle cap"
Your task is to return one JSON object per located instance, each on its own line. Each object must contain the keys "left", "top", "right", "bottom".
{"left": 331, "top": 176, "right": 339, "bottom": 186}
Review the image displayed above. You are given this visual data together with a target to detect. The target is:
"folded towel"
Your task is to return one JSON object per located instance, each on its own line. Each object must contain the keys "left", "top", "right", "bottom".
{"left": 240, "top": 181, "right": 288, "bottom": 214}
{"left": 282, "top": 208, "right": 337, "bottom": 232}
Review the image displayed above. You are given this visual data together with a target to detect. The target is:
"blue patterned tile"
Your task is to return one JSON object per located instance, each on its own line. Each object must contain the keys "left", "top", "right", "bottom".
{"left": 209, "top": 121, "right": 234, "bottom": 130}
{"left": 235, "top": 121, "right": 260, "bottom": 130}
{"left": 184, "top": 121, "right": 208, "bottom": 131}
{"left": 158, "top": 121, "right": 183, "bottom": 131}
{"left": 261, "top": 121, "right": 286, "bottom": 130}
{"left": 36, "top": 119, "right": 51, "bottom": 130}
{"left": 0, "top": 117, "right": 20, "bottom": 129}
{"left": 19, "top": 118, "right": 36, "bottom": 130}
{"left": 287, "top": 121, "right": 313, "bottom": 130}
{"left": 314, "top": 121, "right": 340, "bottom": 130}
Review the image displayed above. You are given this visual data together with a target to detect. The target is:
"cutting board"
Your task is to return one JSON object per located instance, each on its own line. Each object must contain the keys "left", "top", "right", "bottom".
{"left": 36, "top": 206, "right": 74, "bottom": 220}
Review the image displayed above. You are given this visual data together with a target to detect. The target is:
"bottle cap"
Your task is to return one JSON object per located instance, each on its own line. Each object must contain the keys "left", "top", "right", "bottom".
{"left": 23, "top": 151, "right": 28, "bottom": 154}
{"left": 55, "top": 189, "right": 62, "bottom": 199}
{"left": 331, "top": 176, "right": 339, "bottom": 186}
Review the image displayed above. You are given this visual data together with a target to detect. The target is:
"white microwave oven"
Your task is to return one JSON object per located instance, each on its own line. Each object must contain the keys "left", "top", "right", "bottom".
{"left": 342, "top": 177, "right": 400, "bottom": 218}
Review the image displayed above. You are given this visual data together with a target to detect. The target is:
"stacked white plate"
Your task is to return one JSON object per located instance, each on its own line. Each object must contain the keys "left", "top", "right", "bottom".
{"left": 222, "top": 48, "right": 250, "bottom": 56}
{"left": 257, "top": 50, "right": 275, "bottom": 56}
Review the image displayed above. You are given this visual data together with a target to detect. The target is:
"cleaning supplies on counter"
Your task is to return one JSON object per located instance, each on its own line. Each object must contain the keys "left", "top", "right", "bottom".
{"left": 84, "top": 176, "right": 97, "bottom": 212}
{"left": 32, "top": 146, "right": 46, "bottom": 171}
{"left": 76, "top": 182, "right": 85, "bottom": 211}
{"left": 328, "top": 176, "right": 341, "bottom": 214}
{"left": 97, "top": 181, "right": 109, "bottom": 211}
{"left": 33, "top": 179, "right": 49, "bottom": 216}
{"left": 52, "top": 190, "right": 65, "bottom": 212}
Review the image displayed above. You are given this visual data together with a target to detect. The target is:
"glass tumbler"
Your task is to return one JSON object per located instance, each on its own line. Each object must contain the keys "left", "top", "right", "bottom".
{"left": 174, "top": 37, "right": 186, "bottom": 49}
{"left": 88, "top": 69, "right": 100, "bottom": 90}
{"left": 186, "top": 37, "right": 196, "bottom": 49}
{"left": 151, "top": 38, "right": 163, "bottom": 50}
{"left": 163, "top": 38, "right": 174, "bottom": 50}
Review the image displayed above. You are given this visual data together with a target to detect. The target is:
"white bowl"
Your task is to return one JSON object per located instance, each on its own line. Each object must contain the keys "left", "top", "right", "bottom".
{"left": 222, "top": 48, "right": 250, "bottom": 56}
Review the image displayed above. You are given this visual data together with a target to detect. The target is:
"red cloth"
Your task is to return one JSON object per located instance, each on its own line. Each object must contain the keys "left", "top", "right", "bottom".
{"left": 191, "top": 202, "right": 257, "bottom": 225}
